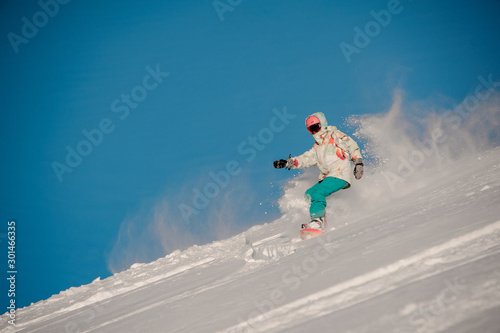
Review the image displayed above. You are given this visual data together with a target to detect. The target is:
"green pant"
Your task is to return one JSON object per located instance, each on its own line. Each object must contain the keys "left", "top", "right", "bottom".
{"left": 305, "top": 177, "right": 348, "bottom": 218}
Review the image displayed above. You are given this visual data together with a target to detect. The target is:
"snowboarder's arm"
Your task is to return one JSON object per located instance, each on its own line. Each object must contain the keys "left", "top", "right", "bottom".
{"left": 290, "top": 146, "right": 318, "bottom": 169}
{"left": 335, "top": 130, "right": 364, "bottom": 179}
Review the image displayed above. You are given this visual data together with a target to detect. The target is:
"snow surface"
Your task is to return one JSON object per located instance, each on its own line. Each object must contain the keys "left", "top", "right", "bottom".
{"left": 3, "top": 94, "right": 500, "bottom": 332}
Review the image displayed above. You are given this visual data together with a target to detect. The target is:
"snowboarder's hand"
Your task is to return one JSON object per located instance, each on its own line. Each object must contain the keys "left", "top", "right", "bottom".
{"left": 353, "top": 158, "right": 364, "bottom": 180}
{"left": 273, "top": 158, "right": 294, "bottom": 169}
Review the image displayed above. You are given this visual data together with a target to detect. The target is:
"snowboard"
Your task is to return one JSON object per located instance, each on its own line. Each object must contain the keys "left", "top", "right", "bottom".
{"left": 300, "top": 228, "right": 324, "bottom": 240}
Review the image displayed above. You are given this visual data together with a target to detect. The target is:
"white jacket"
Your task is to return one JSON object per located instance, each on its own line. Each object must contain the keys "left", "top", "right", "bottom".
{"left": 290, "top": 112, "right": 362, "bottom": 186}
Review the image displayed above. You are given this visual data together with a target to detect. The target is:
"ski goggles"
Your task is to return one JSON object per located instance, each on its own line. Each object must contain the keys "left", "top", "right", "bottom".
{"left": 307, "top": 123, "right": 321, "bottom": 134}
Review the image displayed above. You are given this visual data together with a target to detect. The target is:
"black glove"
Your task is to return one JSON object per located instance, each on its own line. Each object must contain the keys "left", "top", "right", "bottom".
{"left": 353, "top": 158, "right": 364, "bottom": 180}
{"left": 273, "top": 158, "right": 294, "bottom": 169}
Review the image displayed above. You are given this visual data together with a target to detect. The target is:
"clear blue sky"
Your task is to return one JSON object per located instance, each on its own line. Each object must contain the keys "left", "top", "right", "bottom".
{"left": 1, "top": 0, "right": 499, "bottom": 309}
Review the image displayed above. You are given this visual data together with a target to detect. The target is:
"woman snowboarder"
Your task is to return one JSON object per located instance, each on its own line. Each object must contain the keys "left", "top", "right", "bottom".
{"left": 273, "top": 112, "right": 364, "bottom": 231}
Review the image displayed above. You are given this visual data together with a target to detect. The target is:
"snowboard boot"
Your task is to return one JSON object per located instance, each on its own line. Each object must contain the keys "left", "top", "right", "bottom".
{"left": 302, "top": 216, "right": 326, "bottom": 231}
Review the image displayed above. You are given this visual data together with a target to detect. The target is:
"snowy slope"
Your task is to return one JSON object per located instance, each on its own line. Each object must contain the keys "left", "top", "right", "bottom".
{"left": 3, "top": 95, "right": 500, "bottom": 333}
{"left": 4, "top": 147, "right": 500, "bottom": 333}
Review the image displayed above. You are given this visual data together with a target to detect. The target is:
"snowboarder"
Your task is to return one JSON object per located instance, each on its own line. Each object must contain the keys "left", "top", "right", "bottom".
{"left": 273, "top": 112, "right": 364, "bottom": 231}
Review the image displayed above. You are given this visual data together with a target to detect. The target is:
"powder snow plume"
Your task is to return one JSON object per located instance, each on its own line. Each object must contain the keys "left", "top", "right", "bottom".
{"left": 278, "top": 87, "right": 500, "bottom": 228}
{"left": 107, "top": 175, "right": 260, "bottom": 273}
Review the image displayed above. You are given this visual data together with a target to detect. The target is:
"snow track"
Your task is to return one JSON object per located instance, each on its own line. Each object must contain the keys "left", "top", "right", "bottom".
{"left": 220, "top": 221, "right": 500, "bottom": 332}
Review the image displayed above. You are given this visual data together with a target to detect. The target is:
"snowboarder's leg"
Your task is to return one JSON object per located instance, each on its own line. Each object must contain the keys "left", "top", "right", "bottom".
{"left": 305, "top": 177, "right": 348, "bottom": 219}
